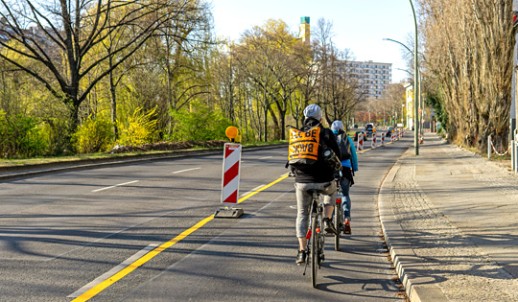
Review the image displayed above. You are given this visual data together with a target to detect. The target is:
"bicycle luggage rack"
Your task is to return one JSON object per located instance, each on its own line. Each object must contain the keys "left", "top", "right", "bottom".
{"left": 214, "top": 206, "right": 244, "bottom": 218}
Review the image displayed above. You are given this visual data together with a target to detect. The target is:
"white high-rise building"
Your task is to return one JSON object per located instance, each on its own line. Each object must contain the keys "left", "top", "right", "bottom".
{"left": 347, "top": 60, "right": 392, "bottom": 99}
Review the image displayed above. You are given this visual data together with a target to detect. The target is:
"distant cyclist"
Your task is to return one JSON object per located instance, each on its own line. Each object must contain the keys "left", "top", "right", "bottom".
{"left": 289, "top": 104, "right": 341, "bottom": 265}
{"left": 331, "top": 120, "right": 358, "bottom": 234}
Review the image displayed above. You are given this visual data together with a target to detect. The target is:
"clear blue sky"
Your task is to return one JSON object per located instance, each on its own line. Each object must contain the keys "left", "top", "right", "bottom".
{"left": 210, "top": 0, "right": 417, "bottom": 83}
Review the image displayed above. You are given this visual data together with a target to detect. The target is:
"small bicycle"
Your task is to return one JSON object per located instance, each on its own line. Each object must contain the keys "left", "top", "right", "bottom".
{"left": 300, "top": 174, "right": 343, "bottom": 287}
{"left": 303, "top": 178, "right": 344, "bottom": 288}
{"left": 302, "top": 187, "right": 327, "bottom": 288}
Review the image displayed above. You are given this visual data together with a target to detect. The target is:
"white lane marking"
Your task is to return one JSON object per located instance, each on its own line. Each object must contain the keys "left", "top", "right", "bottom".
{"left": 92, "top": 180, "right": 139, "bottom": 193}
{"left": 172, "top": 167, "right": 201, "bottom": 174}
{"left": 240, "top": 185, "right": 264, "bottom": 197}
{"left": 68, "top": 243, "right": 158, "bottom": 298}
{"left": 259, "top": 156, "right": 272, "bottom": 159}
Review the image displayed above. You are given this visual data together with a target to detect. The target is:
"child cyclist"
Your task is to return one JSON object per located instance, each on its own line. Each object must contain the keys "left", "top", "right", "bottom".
{"left": 331, "top": 120, "right": 358, "bottom": 234}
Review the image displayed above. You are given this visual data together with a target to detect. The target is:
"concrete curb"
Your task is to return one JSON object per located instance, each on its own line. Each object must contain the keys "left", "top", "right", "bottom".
{"left": 378, "top": 148, "right": 448, "bottom": 302}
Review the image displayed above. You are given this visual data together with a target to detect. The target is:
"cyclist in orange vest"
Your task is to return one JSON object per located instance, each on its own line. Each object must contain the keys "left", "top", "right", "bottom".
{"left": 289, "top": 104, "right": 341, "bottom": 265}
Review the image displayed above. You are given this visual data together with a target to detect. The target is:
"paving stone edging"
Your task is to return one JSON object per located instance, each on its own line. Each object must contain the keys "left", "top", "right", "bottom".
{"left": 378, "top": 148, "right": 449, "bottom": 302}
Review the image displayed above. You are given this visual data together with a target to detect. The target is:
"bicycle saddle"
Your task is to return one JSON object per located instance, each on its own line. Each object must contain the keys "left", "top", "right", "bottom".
{"left": 305, "top": 188, "right": 324, "bottom": 195}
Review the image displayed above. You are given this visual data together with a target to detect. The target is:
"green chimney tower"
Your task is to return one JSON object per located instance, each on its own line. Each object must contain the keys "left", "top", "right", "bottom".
{"left": 299, "top": 16, "right": 310, "bottom": 45}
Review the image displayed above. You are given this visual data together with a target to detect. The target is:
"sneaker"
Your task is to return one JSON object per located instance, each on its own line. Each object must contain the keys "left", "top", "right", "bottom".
{"left": 296, "top": 250, "right": 307, "bottom": 265}
{"left": 343, "top": 218, "right": 351, "bottom": 235}
{"left": 323, "top": 217, "right": 338, "bottom": 235}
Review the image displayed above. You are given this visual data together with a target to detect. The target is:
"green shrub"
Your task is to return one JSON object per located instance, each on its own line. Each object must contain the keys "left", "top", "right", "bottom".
{"left": 0, "top": 111, "right": 49, "bottom": 158}
{"left": 73, "top": 117, "right": 115, "bottom": 154}
{"left": 169, "top": 106, "right": 231, "bottom": 141}
{"left": 43, "top": 118, "right": 72, "bottom": 156}
{"left": 117, "top": 107, "right": 158, "bottom": 146}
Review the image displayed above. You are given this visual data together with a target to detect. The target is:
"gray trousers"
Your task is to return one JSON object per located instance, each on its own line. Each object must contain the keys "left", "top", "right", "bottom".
{"left": 294, "top": 181, "right": 337, "bottom": 238}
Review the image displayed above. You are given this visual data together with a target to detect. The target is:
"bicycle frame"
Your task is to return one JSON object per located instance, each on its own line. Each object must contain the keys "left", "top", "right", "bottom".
{"left": 303, "top": 190, "right": 325, "bottom": 288}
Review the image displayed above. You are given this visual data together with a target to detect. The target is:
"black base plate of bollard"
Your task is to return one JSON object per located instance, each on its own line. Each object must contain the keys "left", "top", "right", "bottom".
{"left": 214, "top": 207, "right": 244, "bottom": 218}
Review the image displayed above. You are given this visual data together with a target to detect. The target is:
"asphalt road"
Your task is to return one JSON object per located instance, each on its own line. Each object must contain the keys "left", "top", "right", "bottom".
{"left": 0, "top": 140, "right": 409, "bottom": 301}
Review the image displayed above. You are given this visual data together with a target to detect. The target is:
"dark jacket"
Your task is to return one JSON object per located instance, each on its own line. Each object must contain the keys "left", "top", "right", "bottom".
{"left": 293, "top": 118, "right": 340, "bottom": 183}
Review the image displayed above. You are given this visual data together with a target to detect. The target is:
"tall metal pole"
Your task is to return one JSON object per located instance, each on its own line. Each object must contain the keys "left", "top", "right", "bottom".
{"left": 409, "top": 0, "right": 419, "bottom": 155}
{"left": 512, "top": 1, "right": 518, "bottom": 172}
{"left": 383, "top": 38, "right": 412, "bottom": 54}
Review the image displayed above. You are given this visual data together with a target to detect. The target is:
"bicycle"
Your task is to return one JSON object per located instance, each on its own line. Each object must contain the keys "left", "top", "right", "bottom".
{"left": 302, "top": 187, "right": 327, "bottom": 288}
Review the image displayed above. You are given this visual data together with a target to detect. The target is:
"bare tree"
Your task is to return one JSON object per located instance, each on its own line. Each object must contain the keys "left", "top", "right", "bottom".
{"left": 234, "top": 20, "right": 306, "bottom": 140}
{"left": 313, "top": 19, "right": 365, "bottom": 126}
{"left": 0, "top": 0, "right": 198, "bottom": 137}
{"left": 420, "top": 0, "right": 512, "bottom": 151}
{"left": 378, "top": 83, "right": 406, "bottom": 126}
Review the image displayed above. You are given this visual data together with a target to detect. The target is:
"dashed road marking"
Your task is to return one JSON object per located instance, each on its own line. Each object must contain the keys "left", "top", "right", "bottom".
{"left": 92, "top": 180, "right": 139, "bottom": 193}
{"left": 172, "top": 167, "right": 201, "bottom": 174}
{"left": 71, "top": 173, "right": 289, "bottom": 302}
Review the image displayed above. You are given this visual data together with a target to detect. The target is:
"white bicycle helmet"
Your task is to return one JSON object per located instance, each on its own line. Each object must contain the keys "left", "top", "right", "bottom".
{"left": 331, "top": 120, "right": 344, "bottom": 132}
{"left": 303, "top": 104, "right": 322, "bottom": 120}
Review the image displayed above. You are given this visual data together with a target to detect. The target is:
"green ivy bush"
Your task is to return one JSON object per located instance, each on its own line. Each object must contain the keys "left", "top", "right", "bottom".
{"left": 169, "top": 106, "right": 231, "bottom": 141}
{"left": 0, "top": 111, "right": 49, "bottom": 158}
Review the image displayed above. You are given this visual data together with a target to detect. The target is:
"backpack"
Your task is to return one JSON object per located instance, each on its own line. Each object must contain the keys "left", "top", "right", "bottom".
{"left": 288, "top": 125, "right": 342, "bottom": 172}
{"left": 337, "top": 134, "right": 351, "bottom": 160}
{"left": 288, "top": 125, "right": 321, "bottom": 166}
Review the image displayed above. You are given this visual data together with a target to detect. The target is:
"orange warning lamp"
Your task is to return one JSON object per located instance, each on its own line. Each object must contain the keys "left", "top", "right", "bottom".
{"left": 225, "top": 126, "right": 239, "bottom": 142}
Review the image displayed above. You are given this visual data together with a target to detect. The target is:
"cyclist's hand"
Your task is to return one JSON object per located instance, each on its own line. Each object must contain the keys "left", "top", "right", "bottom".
{"left": 288, "top": 166, "right": 296, "bottom": 177}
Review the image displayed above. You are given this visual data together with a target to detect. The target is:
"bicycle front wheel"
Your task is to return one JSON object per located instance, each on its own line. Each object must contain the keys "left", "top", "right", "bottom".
{"left": 311, "top": 212, "right": 320, "bottom": 288}
{"left": 334, "top": 204, "right": 343, "bottom": 251}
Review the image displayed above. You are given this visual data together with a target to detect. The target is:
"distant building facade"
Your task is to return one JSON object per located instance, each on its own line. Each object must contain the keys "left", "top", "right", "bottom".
{"left": 404, "top": 83, "right": 414, "bottom": 130}
{"left": 296, "top": 17, "right": 391, "bottom": 99}
{"left": 347, "top": 60, "right": 392, "bottom": 99}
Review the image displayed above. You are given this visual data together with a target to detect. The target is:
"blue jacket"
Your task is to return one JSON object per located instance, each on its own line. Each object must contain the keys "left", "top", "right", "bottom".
{"left": 336, "top": 131, "right": 358, "bottom": 172}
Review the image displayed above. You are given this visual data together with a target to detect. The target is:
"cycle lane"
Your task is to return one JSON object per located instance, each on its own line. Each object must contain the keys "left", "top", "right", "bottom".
{"left": 0, "top": 140, "right": 411, "bottom": 301}
{"left": 116, "top": 139, "right": 409, "bottom": 301}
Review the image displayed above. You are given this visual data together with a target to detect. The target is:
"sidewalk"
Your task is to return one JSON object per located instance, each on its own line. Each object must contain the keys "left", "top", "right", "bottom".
{"left": 379, "top": 132, "right": 518, "bottom": 302}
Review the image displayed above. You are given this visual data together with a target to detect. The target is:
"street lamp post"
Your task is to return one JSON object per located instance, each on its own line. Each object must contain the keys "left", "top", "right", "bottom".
{"left": 383, "top": 39, "right": 420, "bottom": 151}
{"left": 383, "top": 38, "right": 412, "bottom": 54}
{"left": 382, "top": 1, "right": 419, "bottom": 155}
{"left": 409, "top": 0, "right": 419, "bottom": 155}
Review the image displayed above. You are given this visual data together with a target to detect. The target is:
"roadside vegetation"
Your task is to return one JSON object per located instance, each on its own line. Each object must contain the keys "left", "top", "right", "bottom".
{"left": 0, "top": 0, "right": 513, "bottom": 160}
{"left": 420, "top": 0, "right": 512, "bottom": 152}
{"left": 0, "top": 139, "right": 287, "bottom": 168}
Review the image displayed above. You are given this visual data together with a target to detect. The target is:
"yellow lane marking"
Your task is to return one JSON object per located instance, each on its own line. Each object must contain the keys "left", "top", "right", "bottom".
{"left": 238, "top": 173, "right": 289, "bottom": 204}
{"left": 72, "top": 172, "right": 289, "bottom": 302}
{"left": 68, "top": 244, "right": 159, "bottom": 298}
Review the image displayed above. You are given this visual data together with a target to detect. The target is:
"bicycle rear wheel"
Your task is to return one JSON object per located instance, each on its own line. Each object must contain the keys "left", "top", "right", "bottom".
{"left": 311, "top": 212, "right": 320, "bottom": 288}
